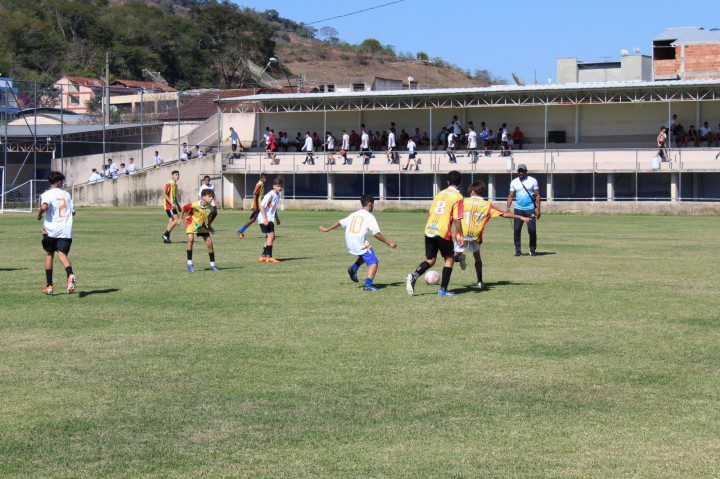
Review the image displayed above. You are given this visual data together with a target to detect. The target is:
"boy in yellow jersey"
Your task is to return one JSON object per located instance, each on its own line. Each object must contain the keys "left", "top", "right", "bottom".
{"left": 453, "top": 181, "right": 532, "bottom": 289}
{"left": 237, "top": 172, "right": 267, "bottom": 239}
{"left": 406, "top": 170, "right": 465, "bottom": 297}
{"left": 162, "top": 170, "right": 181, "bottom": 244}
{"left": 180, "top": 189, "right": 218, "bottom": 272}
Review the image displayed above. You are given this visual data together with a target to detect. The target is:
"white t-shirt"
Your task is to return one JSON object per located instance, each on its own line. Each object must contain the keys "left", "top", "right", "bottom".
{"left": 388, "top": 132, "right": 396, "bottom": 149}
{"left": 89, "top": 172, "right": 102, "bottom": 182}
{"left": 127, "top": 163, "right": 137, "bottom": 173}
{"left": 501, "top": 129, "right": 508, "bottom": 141}
{"left": 40, "top": 188, "right": 75, "bottom": 239}
{"left": 327, "top": 135, "right": 334, "bottom": 149}
{"left": 259, "top": 190, "right": 280, "bottom": 223}
{"left": 342, "top": 133, "right": 350, "bottom": 150}
{"left": 407, "top": 139, "right": 416, "bottom": 152}
{"left": 361, "top": 132, "right": 369, "bottom": 149}
{"left": 700, "top": 126, "right": 711, "bottom": 136}
{"left": 339, "top": 208, "right": 380, "bottom": 256}
{"left": 154, "top": 156, "right": 163, "bottom": 165}
{"left": 510, "top": 176, "right": 540, "bottom": 211}
{"left": 450, "top": 120, "right": 461, "bottom": 135}
{"left": 198, "top": 183, "right": 216, "bottom": 207}
{"left": 302, "top": 136, "right": 313, "bottom": 152}
{"left": 468, "top": 130, "right": 477, "bottom": 149}
{"left": 447, "top": 133, "right": 456, "bottom": 148}
{"left": 109, "top": 163, "right": 118, "bottom": 175}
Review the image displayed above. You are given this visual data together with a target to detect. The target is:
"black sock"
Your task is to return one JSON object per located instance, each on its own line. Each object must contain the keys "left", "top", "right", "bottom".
{"left": 65, "top": 266, "right": 73, "bottom": 277}
{"left": 187, "top": 250, "right": 192, "bottom": 261}
{"left": 412, "top": 261, "right": 431, "bottom": 280}
{"left": 441, "top": 266, "right": 452, "bottom": 290}
{"left": 164, "top": 230, "right": 170, "bottom": 237}
{"left": 268, "top": 245, "right": 273, "bottom": 257}
{"left": 474, "top": 261, "right": 483, "bottom": 283}
{"left": 209, "top": 252, "right": 215, "bottom": 262}
{"left": 354, "top": 257, "right": 364, "bottom": 268}
{"left": 262, "top": 246, "right": 268, "bottom": 257}
{"left": 45, "top": 269, "right": 52, "bottom": 286}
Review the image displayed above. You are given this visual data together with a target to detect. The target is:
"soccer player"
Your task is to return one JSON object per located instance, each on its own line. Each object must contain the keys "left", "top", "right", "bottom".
{"left": 453, "top": 181, "right": 532, "bottom": 289}
{"left": 237, "top": 173, "right": 267, "bottom": 239}
{"left": 258, "top": 177, "right": 283, "bottom": 263}
{"left": 406, "top": 170, "right": 465, "bottom": 297}
{"left": 198, "top": 175, "right": 218, "bottom": 226}
{"left": 180, "top": 189, "right": 218, "bottom": 272}
{"left": 37, "top": 171, "right": 76, "bottom": 294}
{"left": 317, "top": 194, "right": 397, "bottom": 291}
{"left": 162, "top": 170, "right": 181, "bottom": 244}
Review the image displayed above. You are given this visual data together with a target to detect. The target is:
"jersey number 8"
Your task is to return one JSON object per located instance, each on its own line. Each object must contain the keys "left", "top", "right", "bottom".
{"left": 433, "top": 200, "right": 447, "bottom": 215}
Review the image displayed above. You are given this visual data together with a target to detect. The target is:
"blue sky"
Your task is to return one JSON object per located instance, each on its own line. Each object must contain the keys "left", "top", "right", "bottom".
{"left": 235, "top": 0, "right": 719, "bottom": 83}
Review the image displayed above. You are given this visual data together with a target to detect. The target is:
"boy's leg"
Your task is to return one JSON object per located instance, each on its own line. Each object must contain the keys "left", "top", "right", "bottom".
{"left": 238, "top": 210, "right": 257, "bottom": 237}
{"left": 44, "top": 251, "right": 54, "bottom": 290}
{"left": 187, "top": 234, "right": 195, "bottom": 272}
{"left": 440, "top": 255, "right": 455, "bottom": 291}
{"left": 473, "top": 250, "right": 483, "bottom": 286}
{"left": 513, "top": 212, "right": 524, "bottom": 255}
{"left": 363, "top": 249, "right": 379, "bottom": 290}
{"left": 348, "top": 256, "right": 364, "bottom": 282}
{"left": 205, "top": 236, "right": 218, "bottom": 270}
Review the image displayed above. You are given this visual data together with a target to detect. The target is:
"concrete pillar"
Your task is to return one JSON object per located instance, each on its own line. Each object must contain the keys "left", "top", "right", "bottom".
{"left": 607, "top": 173, "right": 615, "bottom": 202}
{"left": 574, "top": 104, "right": 580, "bottom": 143}
{"left": 222, "top": 174, "right": 243, "bottom": 209}
{"left": 693, "top": 172, "right": 699, "bottom": 199}
{"left": 327, "top": 173, "right": 334, "bottom": 200}
{"left": 546, "top": 174, "right": 554, "bottom": 203}
{"left": 487, "top": 174, "right": 496, "bottom": 201}
{"left": 670, "top": 173, "right": 679, "bottom": 202}
{"left": 358, "top": 111, "right": 364, "bottom": 130}
{"left": 432, "top": 173, "right": 440, "bottom": 196}
{"left": 696, "top": 100, "right": 701, "bottom": 129}
{"left": 379, "top": 174, "right": 386, "bottom": 200}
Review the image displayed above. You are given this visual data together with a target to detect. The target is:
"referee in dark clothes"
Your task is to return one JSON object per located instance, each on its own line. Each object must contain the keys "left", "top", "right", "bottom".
{"left": 506, "top": 164, "right": 540, "bottom": 256}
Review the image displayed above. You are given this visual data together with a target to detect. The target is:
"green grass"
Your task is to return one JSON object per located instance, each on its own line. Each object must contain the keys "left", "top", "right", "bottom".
{"left": 0, "top": 208, "right": 719, "bottom": 478}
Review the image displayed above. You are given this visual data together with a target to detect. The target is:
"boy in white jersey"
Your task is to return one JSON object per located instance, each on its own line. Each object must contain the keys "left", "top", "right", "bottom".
{"left": 340, "top": 129, "right": 350, "bottom": 164}
{"left": 258, "top": 177, "right": 283, "bottom": 263}
{"left": 317, "top": 195, "right": 397, "bottom": 291}
{"left": 37, "top": 171, "right": 76, "bottom": 295}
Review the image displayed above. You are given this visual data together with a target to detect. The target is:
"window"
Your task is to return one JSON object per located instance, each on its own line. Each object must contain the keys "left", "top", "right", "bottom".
{"left": 353, "top": 83, "right": 366, "bottom": 91}
{"left": 653, "top": 40, "right": 676, "bottom": 60}
{"left": 69, "top": 94, "right": 80, "bottom": 106}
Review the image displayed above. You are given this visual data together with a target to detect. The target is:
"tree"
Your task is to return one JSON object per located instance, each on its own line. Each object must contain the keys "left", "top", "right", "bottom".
{"left": 318, "top": 26, "right": 338, "bottom": 43}
{"left": 359, "top": 38, "right": 383, "bottom": 54}
{"left": 416, "top": 51, "right": 429, "bottom": 61}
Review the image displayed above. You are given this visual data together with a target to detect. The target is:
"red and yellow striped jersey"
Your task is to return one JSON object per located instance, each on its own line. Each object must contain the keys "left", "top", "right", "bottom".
{"left": 461, "top": 196, "right": 504, "bottom": 243}
{"left": 424, "top": 186, "right": 464, "bottom": 240}
{"left": 164, "top": 180, "right": 177, "bottom": 210}
{"left": 252, "top": 180, "right": 265, "bottom": 209}
{"left": 183, "top": 201, "right": 212, "bottom": 234}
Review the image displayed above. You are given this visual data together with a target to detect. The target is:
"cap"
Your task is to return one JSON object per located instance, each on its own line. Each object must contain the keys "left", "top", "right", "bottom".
{"left": 517, "top": 163, "right": 528, "bottom": 171}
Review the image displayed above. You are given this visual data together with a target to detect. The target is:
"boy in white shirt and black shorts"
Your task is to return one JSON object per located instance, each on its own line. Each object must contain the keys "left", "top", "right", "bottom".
{"left": 317, "top": 194, "right": 397, "bottom": 291}
{"left": 37, "top": 171, "right": 77, "bottom": 295}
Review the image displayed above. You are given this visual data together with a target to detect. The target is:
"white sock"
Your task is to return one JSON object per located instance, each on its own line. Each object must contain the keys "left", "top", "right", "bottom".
{"left": 210, "top": 261, "right": 216, "bottom": 267}
{"left": 187, "top": 260, "right": 193, "bottom": 265}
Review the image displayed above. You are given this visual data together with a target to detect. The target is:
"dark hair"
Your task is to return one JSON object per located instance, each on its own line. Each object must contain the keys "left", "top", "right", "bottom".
{"left": 48, "top": 171, "right": 65, "bottom": 185}
{"left": 203, "top": 175, "right": 211, "bottom": 180}
{"left": 260, "top": 172, "right": 267, "bottom": 178}
{"left": 273, "top": 177, "right": 283, "bottom": 186}
{"left": 447, "top": 170, "right": 462, "bottom": 186}
{"left": 200, "top": 188, "right": 215, "bottom": 198}
{"left": 171, "top": 170, "right": 179, "bottom": 175}
{"left": 468, "top": 181, "right": 486, "bottom": 196}
{"left": 360, "top": 194, "right": 375, "bottom": 207}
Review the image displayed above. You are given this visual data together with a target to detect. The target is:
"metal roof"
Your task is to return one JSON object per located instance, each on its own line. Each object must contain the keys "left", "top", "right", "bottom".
{"left": 4, "top": 122, "right": 161, "bottom": 138}
{"left": 653, "top": 27, "right": 703, "bottom": 41}
{"left": 673, "top": 29, "right": 720, "bottom": 45}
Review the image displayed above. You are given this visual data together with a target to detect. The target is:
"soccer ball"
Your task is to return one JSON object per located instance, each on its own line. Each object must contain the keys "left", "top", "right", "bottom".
{"left": 424, "top": 270, "right": 440, "bottom": 285}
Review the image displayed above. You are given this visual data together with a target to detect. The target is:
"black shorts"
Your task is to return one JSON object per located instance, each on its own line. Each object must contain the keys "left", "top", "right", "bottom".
{"left": 166, "top": 208, "right": 178, "bottom": 218}
{"left": 425, "top": 235, "right": 454, "bottom": 260}
{"left": 249, "top": 209, "right": 259, "bottom": 221}
{"left": 196, "top": 232, "right": 210, "bottom": 239}
{"left": 42, "top": 235, "right": 72, "bottom": 254}
{"left": 260, "top": 221, "right": 275, "bottom": 234}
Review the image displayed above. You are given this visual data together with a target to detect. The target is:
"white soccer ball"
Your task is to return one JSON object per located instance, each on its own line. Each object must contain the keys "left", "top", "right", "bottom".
{"left": 424, "top": 270, "right": 440, "bottom": 285}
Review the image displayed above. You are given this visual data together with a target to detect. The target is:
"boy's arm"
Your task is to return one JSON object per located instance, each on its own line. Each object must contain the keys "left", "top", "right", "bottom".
{"left": 501, "top": 211, "right": 532, "bottom": 223}
{"left": 318, "top": 220, "right": 341, "bottom": 232}
{"left": 37, "top": 202, "right": 48, "bottom": 220}
{"left": 372, "top": 232, "right": 397, "bottom": 249}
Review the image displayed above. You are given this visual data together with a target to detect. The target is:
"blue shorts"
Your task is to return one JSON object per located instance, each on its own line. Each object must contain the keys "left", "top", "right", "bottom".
{"left": 360, "top": 248, "right": 379, "bottom": 266}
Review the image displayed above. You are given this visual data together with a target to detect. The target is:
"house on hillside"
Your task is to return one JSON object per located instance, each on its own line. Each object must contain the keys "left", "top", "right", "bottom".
{"left": 0, "top": 77, "right": 20, "bottom": 122}
{"left": 110, "top": 79, "right": 176, "bottom": 94}
{"left": 315, "top": 76, "right": 419, "bottom": 93}
{"left": 54, "top": 76, "right": 105, "bottom": 114}
{"left": 653, "top": 27, "right": 720, "bottom": 80}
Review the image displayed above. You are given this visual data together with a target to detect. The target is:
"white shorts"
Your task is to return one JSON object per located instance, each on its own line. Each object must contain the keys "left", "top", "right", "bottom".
{"left": 454, "top": 239, "right": 481, "bottom": 254}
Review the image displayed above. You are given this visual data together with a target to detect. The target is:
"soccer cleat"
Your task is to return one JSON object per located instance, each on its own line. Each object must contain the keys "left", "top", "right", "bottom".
{"left": 405, "top": 273, "right": 416, "bottom": 296}
{"left": 162, "top": 235, "right": 171, "bottom": 244}
{"left": 438, "top": 288, "right": 455, "bottom": 297}
{"left": 530, "top": 250, "right": 537, "bottom": 257}
{"left": 236, "top": 231, "right": 245, "bottom": 239}
{"left": 259, "top": 256, "right": 268, "bottom": 262}
{"left": 266, "top": 257, "right": 280, "bottom": 263}
{"left": 348, "top": 267, "right": 359, "bottom": 283}
{"left": 514, "top": 251, "right": 523, "bottom": 257}
{"left": 363, "top": 284, "right": 378, "bottom": 291}
{"left": 210, "top": 265, "right": 219, "bottom": 271}
{"left": 458, "top": 253, "right": 467, "bottom": 270}
{"left": 477, "top": 282, "right": 485, "bottom": 290}
{"left": 42, "top": 285, "right": 53, "bottom": 295}
{"left": 187, "top": 264, "right": 195, "bottom": 273}
{"left": 67, "top": 275, "right": 76, "bottom": 294}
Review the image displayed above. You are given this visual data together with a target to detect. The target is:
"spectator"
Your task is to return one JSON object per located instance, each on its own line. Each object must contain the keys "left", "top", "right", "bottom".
{"left": 89, "top": 168, "right": 103, "bottom": 183}
{"left": 403, "top": 137, "right": 419, "bottom": 171}
{"left": 386, "top": 128, "right": 397, "bottom": 164}
{"left": 436, "top": 126, "right": 448, "bottom": 149}
{"left": 400, "top": 129, "right": 410, "bottom": 147}
{"left": 181, "top": 142, "right": 190, "bottom": 161}
{"left": 675, "top": 122, "right": 688, "bottom": 147}
{"left": 512, "top": 127, "right": 524, "bottom": 150}
{"left": 421, "top": 131, "right": 430, "bottom": 148}
{"left": 154, "top": 151, "right": 164, "bottom": 168}
{"left": 301, "top": 132, "right": 315, "bottom": 165}
{"left": 312, "top": 132, "right": 321, "bottom": 149}
{"left": 390, "top": 121, "right": 396, "bottom": 133}
{"left": 127, "top": 158, "right": 137, "bottom": 174}
{"left": 500, "top": 124, "right": 510, "bottom": 156}
{"left": 119, "top": 163, "right": 128, "bottom": 175}
{"left": 360, "top": 127, "right": 371, "bottom": 165}
{"left": 449, "top": 115, "right": 462, "bottom": 136}
{"left": 267, "top": 129, "right": 277, "bottom": 164}
{"left": 446, "top": 130, "right": 457, "bottom": 163}
{"left": 699, "top": 122, "right": 713, "bottom": 146}
{"left": 506, "top": 164, "right": 540, "bottom": 257}
{"left": 340, "top": 129, "right": 350, "bottom": 165}
{"left": 227, "top": 127, "right": 240, "bottom": 157}
{"left": 324, "top": 131, "right": 335, "bottom": 165}
{"left": 295, "top": 132, "right": 303, "bottom": 151}
{"left": 687, "top": 125, "right": 699, "bottom": 146}
{"left": 467, "top": 125, "right": 478, "bottom": 164}
{"left": 107, "top": 159, "right": 118, "bottom": 177}
{"left": 281, "top": 132, "right": 290, "bottom": 152}
{"left": 197, "top": 147, "right": 206, "bottom": 157}
{"left": 656, "top": 126, "right": 669, "bottom": 161}
{"left": 262, "top": 126, "right": 271, "bottom": 152}
{"left": 350, "top": 129, "right": 359, "bottom": 150}
{"left": 413, "top": 128, "right": 422, "bottom": 144}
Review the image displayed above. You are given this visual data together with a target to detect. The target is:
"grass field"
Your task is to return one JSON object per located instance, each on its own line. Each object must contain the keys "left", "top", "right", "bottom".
{"left": 1, "top": 208, "right": 719, "bottom": 478}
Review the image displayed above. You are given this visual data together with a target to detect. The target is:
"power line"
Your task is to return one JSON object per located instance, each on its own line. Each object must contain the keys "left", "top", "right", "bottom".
{"left": 305, "top": 0, "right": 406, "bottom": 26}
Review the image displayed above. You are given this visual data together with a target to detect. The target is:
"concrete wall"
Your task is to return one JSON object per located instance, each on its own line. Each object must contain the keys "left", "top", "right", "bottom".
{"left": 219, "top": 112, "right": 256, "bottom": 148}
{"left": 70, "top": 154, "right": 221, "bottom": 207}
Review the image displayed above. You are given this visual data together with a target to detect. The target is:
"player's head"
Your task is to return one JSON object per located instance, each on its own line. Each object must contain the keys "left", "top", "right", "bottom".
{"left": 360, "top": 194, "right": 375, "bottom": 212}
{"left": 272, "top": 177, "right": 283, "bottom": 192}
{"left": 203, "top": 175, "right": 211, "bottom": 185}
{"left": 447, "top": 170, "right": 462, "bottom": 187}
{"left": 468, "top": 181, "right": 485, "bottom": 197}
{"left": 171, "top": 170, "right": 180, "bottom": 181}
{"left": 260, "top": 172, "right": 267, "bottom": 180}
{"left": 200, "top": 188, "right": 215, "bottom": 203}
{"left": 48, "top": 171, "right": 65, "bottom": 187}
{"left": 517, "top": 164, "right": 527, "bottom": 178}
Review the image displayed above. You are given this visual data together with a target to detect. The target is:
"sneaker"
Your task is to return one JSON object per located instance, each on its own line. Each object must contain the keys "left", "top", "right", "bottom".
{"left": 438, "top": 288, "right": 455, "bottom": 297}
{"left": 457, "top": 253, "right": 467, "bottom": 270}
{"left": 163, "top": 235, "right": 171, "bottom": 244}
{"left": 477, "top": 282, "right": 485, "bottom": 290}
{"left": 187, "top": 264, "right": 195, "bottom": 273}
{"left": 266, "top": 257, "right": 280, "bottom": 263}
{"left": 210, "top": 265, "right": 219, "bottom": 271}
{"left": 405, "top": 273, "right": 416, "bottom": 296}
{"left": 42, "top": 285, "right": 53, "bottom": 295}
{"left": 514, "top": 251, "right": 523, "bottom": 257}
{"left": 236, "top": 231, "right": 245, "bottom": 239}
{"left": 363, "top": 284, "right": 378, "bottom": 291}
{"left": 67, "top": 274, "right": 76, "bottom": 294}
{"left": 348, "top": 267, "right": 359, "bottom": 283}
{"left": 259, "top": 256, "right": 268, "bottom": 262}
{"left": 530, "top": 250, "right": 537, "bottom": 257}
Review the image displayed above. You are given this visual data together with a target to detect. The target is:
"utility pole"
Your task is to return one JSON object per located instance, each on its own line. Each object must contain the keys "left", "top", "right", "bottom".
{"left": 105, "top": 51, "right": 110, "bottom": 125}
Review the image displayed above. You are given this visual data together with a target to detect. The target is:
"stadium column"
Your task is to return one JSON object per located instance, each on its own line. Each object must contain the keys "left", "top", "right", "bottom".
{"left": 222, "top": 174, "right": 242, "bottom": 208}
{"left": 379, "top": 174, "right": 386, "bottom": 200}
{"left": 546, "top": 175, "right": 554, "bottom": 203}
{"left": 607, "top": 173, "right": 615, "bottom": 202}
{"left": 487, "top": 174, "right": 495, "bottom": 201}
{"left": 432, "top": 173, "right": 439, "bottom": 196}
{"left": 574, "top": 104, "right": 580, "bottom": 144}
{"left": 670, "top": 173, "right": 679, "bottom": 202}
{"left": 327, "top": 173, "right": 334, "bottom": 200}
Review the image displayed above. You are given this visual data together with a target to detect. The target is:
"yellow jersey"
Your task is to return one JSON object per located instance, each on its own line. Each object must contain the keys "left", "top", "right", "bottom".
{"left": 164, "top": 180, "right": 177, "bottom": 210}
{"left": 182, "top": 201, "right": 213, "bottom": 234}
{"left": 424, "top": 186, "right": 464, "bottom": 240}
{"left": 252, "top": 180, "right": 265, "bottom": 209}
{"left": 461, "top": 196, "right": 504, "bottom": 243}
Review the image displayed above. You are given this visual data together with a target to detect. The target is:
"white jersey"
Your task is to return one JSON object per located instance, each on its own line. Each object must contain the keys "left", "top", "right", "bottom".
{"left": 198, "top": 183, "right": 216, "bottom": 207}
{"left": 327, "top": 136, "right": 335, "bottom": 149}
{"left": 339, "top": 208, "right": 380, "bottom": 256}
{"left": 259, "top": 190, "right": 280, "bottom": 223}
{"left": 342, "top": 133, "right": 349, "bottom": 150}
{"left": 361, "top": 132, "right": 369, "bottom": 149}
{"left": 468, "top": 130, "right": 477, "bottom": 148}
{"left": 302, "top": 136, "right": 313, "bottom": 152}
{"left": 40, "top": 188, "right": 75, "bottom": 239}
{"left": 388, "top": 132, "right": 396, "bottom": 149}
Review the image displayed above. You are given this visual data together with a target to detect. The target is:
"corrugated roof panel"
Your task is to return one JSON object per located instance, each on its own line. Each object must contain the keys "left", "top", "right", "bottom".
{"left": 653, "top": 27, "right": 703, "bottom": 41}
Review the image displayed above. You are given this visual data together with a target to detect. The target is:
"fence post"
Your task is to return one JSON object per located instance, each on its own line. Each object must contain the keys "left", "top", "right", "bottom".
{"left": 140, "top": 87, "right": 144, "bottom": 169}
{"left": 33, "top": 81, "right": 37, "bottom": 180}
{"left": 60, "top": 83, "right": 64, "bottom": 173}
{"left": 177, "top": 90, "right": 181, "bottom": 161}
{"left": 635, "top": 149, "right": 639, "bottom": 201}
{"left": 592, "top": 150, "right": 596, "bottom": 201}
{"left": 102, "top": 84, "right": 106, "bottom": 167}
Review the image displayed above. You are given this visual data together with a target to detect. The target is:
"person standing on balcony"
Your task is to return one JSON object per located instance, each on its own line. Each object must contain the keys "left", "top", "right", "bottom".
{"left": 301, "top": 132, "right": 315, "bottom": 165}
{"left": 467, "top": 125, "right": 478, "bottom": 164}
{"left": 512, "top": 127, "right": 524, "bottom": 150}
{"left": 387, "top": 128, "right": 397, "bottom": 164}
{"left": 267, "top": 129, "right": 277, "bottom": 165}
{"left": 656, "top": 126, "right": 669, "bottom": 162}
{"left": 360, "top": 127, "right": 371, "bottom": 165}
{"left": 506, "top": 164, "right": 540, "bottom": 257}
{"left": 446, "top": 130, "right": 457, "bottom": 164}
{"left": 324, "top": 132, "right": 336, "bottom": 165}
{"left": 340, "top": 130, "right": 350, "bottom": 165}
{"left": 228, "top": 127, "right": 240, "bottom": 158}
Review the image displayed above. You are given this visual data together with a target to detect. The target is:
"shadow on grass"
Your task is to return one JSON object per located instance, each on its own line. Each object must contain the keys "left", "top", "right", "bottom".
{"left": 206, "top": 266, "right": 242, "bottom": 270}
{"left": 78, "top": 288, "right": 120, "bottom": 298}
{"left": 0, "top": 267, "right": 27, "bottom": 271}
{"left": 279, "top": 257, "right": 312, "bottom": 262}
{"left": 413, "top": 280, "right": 531, "bottom": 296}
{"left": 373, "top": 281, "right": 404, "bottom": 289}
{"left": 531, "top": 251, "right": 556, "bottom": 256}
